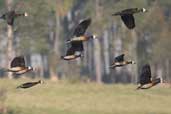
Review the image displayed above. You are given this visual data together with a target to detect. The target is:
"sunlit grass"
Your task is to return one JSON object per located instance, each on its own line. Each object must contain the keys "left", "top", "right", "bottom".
{"left": 0, "top": 78, "right": 170, "bottom": 114}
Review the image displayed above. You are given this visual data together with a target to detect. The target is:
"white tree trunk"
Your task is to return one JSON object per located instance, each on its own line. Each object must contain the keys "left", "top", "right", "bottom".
{"left": 94, "top": 39, "right": 102, "bottom": 84}
{"left": 6, "top": 0, "right": 14, "bottom": 79}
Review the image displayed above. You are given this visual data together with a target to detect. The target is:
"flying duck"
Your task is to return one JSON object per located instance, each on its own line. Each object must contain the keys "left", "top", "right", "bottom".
{"left": 6, "top": 56, "right": 33, "bottom": 75}
{"left": 137, "top": 64, "right": 161, "bottom": 90}
{"left": 0, "top": 10, "right": 28, "bottom": 26}
{"left": 66, "top": 18, "right": 96, "bottom": 43}
{"left": 16, "top": 80, "right": 44, "bottom": 89}
{"left": 110, "top": 54, "right": 135, "bottom": 68}
{"left": 112, "top": 8, "right": 147, "bottom": 29}
{"left": 61, "top": 18, "right": 95, "bottom": 61}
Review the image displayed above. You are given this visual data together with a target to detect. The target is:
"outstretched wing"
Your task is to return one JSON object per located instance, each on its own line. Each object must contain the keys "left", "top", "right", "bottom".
{"left": 114, "top": 54, "right": 125, "bottom": 62}
{"left": 71, "top": 41, "right": 84, "bottom": 52}
{"left": 121, "top": 14, "right": 135, "bottom": 29}
{"left": 73, "top": 18, "right": 91, "bottom": 37}
{"left": 66, "top": 47, "right": 75, "bottom": 56}
{"left": 6, "top": 11, "right": 16, "bottom": 26}
{"left": 139, "top": 64, "right": 151, "bottom": 85}
{"left": 11, "top": 56, "right": 25, "bottom": 68}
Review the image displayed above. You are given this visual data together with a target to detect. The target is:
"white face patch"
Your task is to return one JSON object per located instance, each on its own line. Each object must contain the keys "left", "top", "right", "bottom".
{"left": 132, "top": 61, "right": 136, "bottom": 64}
{"left": 40, "top": 80, "right": 44, "bottom": 84}
{"left": 142, "top": 8, "right": 147, "bottom": 12}
{"left": 28, "top": 66, "right": 32, "bottom": 70}
{"left": 93, "top": 35, "right": 96, "bottom": 39}
{"left": 24, "top": 12, "right": 28, "bottom": 17}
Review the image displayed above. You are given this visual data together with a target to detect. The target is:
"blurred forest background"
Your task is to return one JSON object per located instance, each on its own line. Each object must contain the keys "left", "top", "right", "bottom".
{"left": 0, "top": 0, "right": 170, "bottom": 84}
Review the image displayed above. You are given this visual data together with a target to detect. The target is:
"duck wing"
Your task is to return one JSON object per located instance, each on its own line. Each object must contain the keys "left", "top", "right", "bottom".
{"left": 139, "top": 64, "right": 152, "bottom": 85}
{"left": 11, "top": 56, "right": 25, "bottom": 68}
{"left": 66, "top": 47, "right": 75, "bottom": 56}
{"left": 71, "top": 41, "right": 84, "bottom": 52}
{"left": 73, "top": 18, "right": 91, "bottom": 37}
{"left": 121, "top": 14, "right": 135, "bottom": 29}
{"left": 114, "top": 54, "right": 125, "bottom": 62}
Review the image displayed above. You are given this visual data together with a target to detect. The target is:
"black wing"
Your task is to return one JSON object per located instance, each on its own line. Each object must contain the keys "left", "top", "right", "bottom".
{"left": 6, "top": 11, "right": 15, "bottom": 26}
{"left": 139, "top": 64, "right": 152, "bottom": 85}
{"left": 115, "top": 54, "right": 125, "bottom": 62}
{"left": 71, "top": 41, "right": 84, "bottom": 52}
{"left": 121, "top": 14, "right": 135, "bottom": 29}
{"left": 66, "top": 47, "right": 75, "bottom": 56}
{"left": 11, "top": 56, "right": 25, "bottom": 68}
{"left": 73, "top": 18, "right": 91, "bottom": 37}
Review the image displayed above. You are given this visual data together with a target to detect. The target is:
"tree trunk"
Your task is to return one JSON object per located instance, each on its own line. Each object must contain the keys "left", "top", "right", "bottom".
{"left": 130, "top": 30, "right": 138, "bottom": 83}
{"left": 103, "top": 30, "right": 110, "bottom": 75}
{"left": 6, "top": 0, "right": 14, "bottom": 79}
{"left": 94, "top": 0, "right": 102, "bottom": 84}
{"left": 49, "top": 0, "right": 63, "bottom": 81}
{"left": 94, "top": 39, "right": 102, "bottom": 84}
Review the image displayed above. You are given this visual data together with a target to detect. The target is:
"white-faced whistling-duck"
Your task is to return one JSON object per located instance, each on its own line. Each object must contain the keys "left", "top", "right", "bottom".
{"left": 109, "top": 54, "right": 135, "bottom": 68}
{"left": 6, "top": 56, "right": 33, "bottom": 75}
{"left": 0, "top": 10, "right": 28, "bottom": 26}
{"left": 112, "top": 8, "right": 147, "bottom": 29}
{"left": 66, "top": 18, "right": 96, "bottom": 43}
{"left": 137, "top": 64, "right": 161, "bottom": 90}
{"left": 16, "top": 80, "right": 44, "bottom": 89}
{"left": 61, "top": 42, "right": 83, "bottom": 61}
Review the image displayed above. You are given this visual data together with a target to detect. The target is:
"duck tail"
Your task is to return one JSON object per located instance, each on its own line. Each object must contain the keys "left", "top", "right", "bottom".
{"left": 109, "top": 65, "right": 115, "bottom": 69}
{"left": 16, "top": 86, "right": 21, "bottom": 89}
{"left": 136, "top": 86, "right": 142, "bottom": 90}
{"left": 112, "top": 12, "right": 120, "bottom": 16}
{"left": 66, "top": 40, "right": 71, "bottom": 44}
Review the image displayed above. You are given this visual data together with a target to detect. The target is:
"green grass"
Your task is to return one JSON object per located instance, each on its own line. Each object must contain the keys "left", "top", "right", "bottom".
{"left": 0, "top": 79, "right": 171, "bottom": 114}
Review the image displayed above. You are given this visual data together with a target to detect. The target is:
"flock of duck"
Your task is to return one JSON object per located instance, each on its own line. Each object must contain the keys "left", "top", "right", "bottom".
{"left": 0, "top": 8, "right": 161, "bottom": 90}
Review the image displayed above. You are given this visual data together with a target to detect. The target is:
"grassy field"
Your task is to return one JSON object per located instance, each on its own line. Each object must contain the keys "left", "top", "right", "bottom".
{"left": 0, "top": 79, "right": 171, "bottom": 114}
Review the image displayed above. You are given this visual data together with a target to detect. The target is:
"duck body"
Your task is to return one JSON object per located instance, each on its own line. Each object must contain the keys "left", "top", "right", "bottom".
{"left": 66, "top": 35, "right": 96, "bottom": 43}
{"left": 113, "top": 8, "right": 145, "bottom": 16}
{"left": 137, "top": 78, "right": 161, "bottom": 89}
{"left": 6, "top": 56, "right": 33, "bottom": 75}
{"left": 61, "top": 54, "right": 81, "bottom": 61}
{"left": 137, "top": 64, "right": 161, "bottom": 90}
{"left": 110, "top": 61, "right": 135, "bottom": 68}
{"left": 110, "top": 54, "right": 135, "bottom": 68}
{"left": 17, "top": 80, "right": 43, "bottom": 89}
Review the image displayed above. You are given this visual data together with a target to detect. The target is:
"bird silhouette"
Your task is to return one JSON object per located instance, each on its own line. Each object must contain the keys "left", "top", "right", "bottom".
{"left": 110, "top": 54, "right": 135, "bottom": 68}
{"left": 112, "top": 8, "right": 147, "bottom": 29}
{"left": 0, "top": 10, "right": 28, "bottom": 26}
{"left": 16, "top": 80, "right": 44, "bottom": 89}
{"left": 137, "top": 64, "right": 161, "bottom": 89}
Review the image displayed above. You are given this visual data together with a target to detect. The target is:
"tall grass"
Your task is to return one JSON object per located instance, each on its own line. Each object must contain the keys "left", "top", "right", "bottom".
{"left": 0, "top": 78, "right": 170, "bottom": 114}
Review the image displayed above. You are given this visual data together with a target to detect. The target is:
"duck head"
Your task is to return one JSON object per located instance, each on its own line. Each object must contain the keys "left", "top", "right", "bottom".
{"left": 141, "top": 8, "right": 148, "bottom": 13}
{"left": 38, "top": 80, "right": 44, "bottom": 84}
{"left": 24, "top": 12, "right": 28, "bottom": 17}
{"left": 89, "top": 34, "right": 97, "bottom": 39}
{"left": 28, "top": 66, "right": 33, "bottom": 71}
{"left": 131, "top": 61, "right": 136, "bottom": 64}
